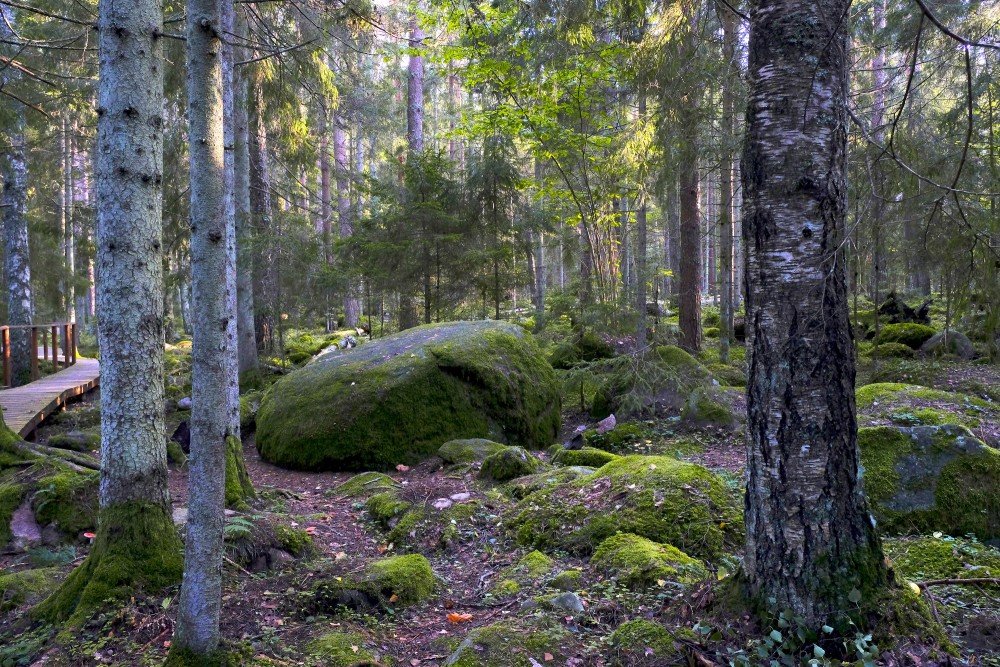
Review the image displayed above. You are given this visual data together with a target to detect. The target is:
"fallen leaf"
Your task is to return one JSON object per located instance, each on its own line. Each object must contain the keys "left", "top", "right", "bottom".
{"left": 544, "top": 653, "right": 554, "bottom": 661}
{"left": 396, "top": 464, "right": 410, "bottom": 472}
{"left": 657, "top": 579, "right": 666, "bottom": 587}
{"left": 389, "top": 594, "right": 399, "bottom": 603}
{"left": 163, "top": 641, "right": 171, "bottom": 648}
{"left": 304, "top": 526, "right": 317, "bottom": 534}
{"left": 351, "top": 645, "right": 359, "bottom": 653}
{"left": 444, "top": 599, "right": 455, "bottom": 609}
{"left": 410, "top": 660, "right": 421, "bottom": 666}
{"left": 447, "top": 612, "right": 474, "bottom": 623}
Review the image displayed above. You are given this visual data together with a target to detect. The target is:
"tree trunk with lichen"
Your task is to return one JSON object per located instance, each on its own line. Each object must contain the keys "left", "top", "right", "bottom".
{"left": 34, "top": 0, "right": 183, "bottom": 627}
{"left": 234, "top": 11, "right": 258, "bottom": 376}
{"left": 740, "top": 0, "right": 891, "bottom": 627}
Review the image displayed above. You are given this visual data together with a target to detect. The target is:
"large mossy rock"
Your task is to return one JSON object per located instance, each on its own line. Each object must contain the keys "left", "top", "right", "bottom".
{"left": 256, "top": 321, "right": 561, "bottom": 471}
{"left": 874, "top": 323, "right": 937, "bottom": 349}
{"left": 479, "top": 446, "right": 540, "bottom": 482}
{"left": 856, "top": 383, "right": 999, "bottom": 446}
{"left": 438, "top": 438, "right": 508, "bottom": 464}
{"left": 591, "top": 533, "right": 707, "bottom": 588}
{"left": 313, "top": 554, "right": 435, "bottom": 612}
{"left": 444, "top": 619, "right": 573, "bottom": 667}
{"left": 505, "top": 455, "right": 743, "bottom": 560}
{"left": 859, "top": 425, "right": 1000, "bottom": 539}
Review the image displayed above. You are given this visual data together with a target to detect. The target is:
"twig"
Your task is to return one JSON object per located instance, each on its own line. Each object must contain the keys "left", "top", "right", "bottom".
{"left": 918, "top": 577, "right": 1000, "bottom": 588}
{"left": 224, "top": 555, "right": 253, "bottom": 576}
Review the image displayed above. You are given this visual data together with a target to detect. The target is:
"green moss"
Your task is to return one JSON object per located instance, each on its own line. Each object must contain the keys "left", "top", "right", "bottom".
{"left": 479, "top": 446, "right": 540, "bottom": 482}
{"left": 33, "top": 501, "right": 184, "bottom": 628}
{"left": 273, "top": 524, "right": 314, "bottom": 557}
{"left": 506, "top": 455, "right": 743, "bottom": 560}
{"left": 505, "top": 466, "right": 596, "bottom": 499}
{"left": 0, "top": 567, "right": 60, "bottom": 611}
{"left": 256, "top": 321, "right": 561, "bottom": 471}
{"left": 366, "top": 492, "right": 411, "bottom": 526}
{"left": 875, "top": 323, "right": 937, "bottom": 350}
{"left": 332, "top": 471, "right": 399, "bottom": 498}
{"left": 706, "top": 363, "right": 746, "bottom": 387}
{"left": 548, "top": 330, "right": 614, "bottom": 369}
{"left": 438, "top": 438, "right": 508, "bottom": 464}
{"left": 166, "top": 440, "right": 188, "bottom": 465}
{"left": 0, "top": 482, "right": 26, "bottom": 545}
{"left": 884, "top": 535, "right": 1000, "bottom": 581}
{"left": 870, "top": 343, "right": 915, "bottom": 359}
{"left": 239, "top": 390, "right": 263, "bottom": 432}
{"left": 224, "top": 435, "right": 255, "bottom": 509}
{"left": 31, "top": 469, "right": 99, "bottom": 537}
{"left": 704, "top": 327, "right": 720, "bottom": 339}
{"left": 47, "top": 431, "right": 101, "bottom": 452}
{"left": 307, "top": 631, "right": 377, "bottom": 666}
{"left": 163, "top": 646, "right": 234, "bottom": 667}
{"left": 315, "top": 554, "right": 435, "bottom": 611}
{"left": 493, "top": 578, "right": 520, "bottom": 595}
{"left": 656, "top": 345, "right": 711, "bottom": 381}
{"left": 591, "top": 533, "right": 707, "bottom": 588}
{"left": 551, "top": 447, "right": 619, "bottom": 468}
{"left": 609, "top": 619, "right": 681, "bottom": 664}
{"left": 444, "top": 619, "right": 572, "bottom": 667}
{"left": 547, "top": 570, "right": 582, "bottom": 591}
{"left": 490, "top": 550, "right": 554, "bottom": 596}
{"left": 584, "top": 423, "right": 644, "bottom": 452}
{"left": 682, "top": 388, "right": 734, "bottom": 425}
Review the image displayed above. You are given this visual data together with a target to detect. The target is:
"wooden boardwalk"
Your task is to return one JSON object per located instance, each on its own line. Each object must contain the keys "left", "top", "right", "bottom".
{"left": 0, "top": 356, "right": 100, "bottom": 438}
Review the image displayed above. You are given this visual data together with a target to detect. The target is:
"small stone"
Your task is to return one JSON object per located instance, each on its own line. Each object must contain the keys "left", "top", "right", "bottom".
{"left": 432, "top": 498, "right": 453, "bottom": 510}
{"left": 172, "top": 507, "right": 188, "bottom": 526}
{"left": 267, "top": 548, "right": 295, "bottom": 567}
{"left": 10, "top": 500, "right": 41, "bottom": 547}
{"left": 449, "top": 492, "right": 471, "bottom": 502}
{"left": 596, "top": 413, "right": 616, "bottom": 434}
{"left": 177, "top": 396, "right": 193, "bottom": 410}
{"left": 548, "top": 592, "right": 584, "bottom": 614}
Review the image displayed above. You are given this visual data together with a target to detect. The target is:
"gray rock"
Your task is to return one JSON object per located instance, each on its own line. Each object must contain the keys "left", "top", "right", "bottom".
{"left": 920, "top": 331, "right": 976, "bottom": 360}
{"left": 548, "top": 592, "right": 585, "bottom": 615}
{"left": 177, "top": 396, "right": 193, "bottom": 410}
{"left": 10, "top": 500, "right": 41, "bottom": 549}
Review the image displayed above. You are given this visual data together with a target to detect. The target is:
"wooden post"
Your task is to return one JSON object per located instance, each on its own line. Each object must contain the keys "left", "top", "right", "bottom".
{"left": 51, "top": 325, "right": 59, "bottom": 373}
{"left": 63, "top": 324, "right": 71, "bottom": 368}
{"left": 2, "top": 328, "right": 10, "bottom": 388}
{"left": 71, "top": 323, "right": 77, "bottom": 364}
{"left": 30, "top": 327, "right": 38, "bottom": 380}
{"left": 42, "top": 328, "right": 48, "bottom": 371}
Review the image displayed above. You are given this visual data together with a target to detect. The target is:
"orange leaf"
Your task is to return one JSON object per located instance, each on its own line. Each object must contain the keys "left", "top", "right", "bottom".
{"left": 304, "top": 526, "right": 317, "bottom": 534}
{"left": 447, "top": 612, "right": 474, "bottom": 623}
{"left": 544, "top": 653, "right": 554, "bottom": 662}
{"left": 389, "top": 594, "right": 399, "bottom": 603}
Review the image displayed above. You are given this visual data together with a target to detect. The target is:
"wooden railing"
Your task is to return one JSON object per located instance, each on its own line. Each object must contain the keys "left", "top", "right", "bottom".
{"left": 0, "top": 322, "right": 77, "bottom": 387}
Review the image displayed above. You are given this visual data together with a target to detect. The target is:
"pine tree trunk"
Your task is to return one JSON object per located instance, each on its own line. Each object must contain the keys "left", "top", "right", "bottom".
{"left": 718, "top": 3, "right": 737, "bottom": 364}
{"left": 741, "top": 0, "right": 890, "bottom": 626}
{"left": 172, "top": 0, "right": 232, "bottom": 656}
{"left": 37, "top": 0, "right": 184, "bottom": 625}
{"left": 250, "top": 79, "right": 276, "bottom": 353}
{"left": 399, "top": 7, "right": 424, "bottom": 331}
{"left": 334, "top": 113, "right": 360, "bottom": 328}
{"left": 234, "top": 11, "right": 257, "bottom": 374}
{"left": 678, "top": 140, "right": 702, "bottom": 352}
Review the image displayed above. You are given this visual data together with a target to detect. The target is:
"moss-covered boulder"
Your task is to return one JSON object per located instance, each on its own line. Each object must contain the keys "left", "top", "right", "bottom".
{"left": 920, "top": 330, "right": 976, "bottom": 360}
{"left": 443, "top": 619, "right": 573, "bottom": 667}
{"left": 31, "top": 469, "right": 99, "bottom": 538}
{"left": 490, "top": 550, "right": 555, "bottom": 596}
{"left": 47, "top": 430, "right": 101, "bottom": 452}
{"left": 551, "top": 446, "right": 619, "bottom": 468}
{"left": 548, "top": 330, "right": 615, "bottom": 369}
{"left": 706, "top": 363, "right": 746, "bottom": 387}
{"left": 884, "top": 535, "right": 1000, "bottom": 582}
{"left": 479, "top": 446, "right": 540, "bottom": 482}
{"left": 583, "top": 423, "right": 645, "bottom": 453}
{"left": 331, "top": 471, "right": 400, "bottom": 498}
{"left": 874, "top": 323, "right": 937, "bottom": 349}
{"left": 313, "top": 554, "right": 435, "bottom": 611}
{"left": 609, "top": 619, "right": 685, "bottom": 665}
{"left": 0, "top": 567, "right": 61, "bottom": 611}
{"left": 505, "top": 455, "right": 743, "bottom": 560}
{"left": 856, "top": 383, "right": 999, "bottom": 446}
{"left": 438, "top": 438, "right": 508, "bottom": 464}
{"left": 505, "top": 466, "right": 596, "bottom": 499}
{"left": 591, "top": 533, "right": 707, "bottom": 588}
{"left": 859, "top": 425, "right": 1000, "bottom": 538}
{"left": 307, "top": 631, "right": 380, "bottom": 667}
{"left": 256, "top": 321, "right": 561, "bottom": 471}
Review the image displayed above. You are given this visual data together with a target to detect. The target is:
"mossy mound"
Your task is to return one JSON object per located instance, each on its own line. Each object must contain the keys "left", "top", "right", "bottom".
{"left": 591, "top": 533, "right": 707, "bottom": 588}
{"left": 874, "top": 323, "right": 937, "bottom": 350}
{"left": 0, "top": 482, "right": 26, "bottom": 546}
{"left": 547, "top": 569, "right": 583, "bottom": 591}
{"left": 505, "top": 455, "right": 743, "bottom": 559}
{"left": 869, "top": 343, "right": 916, "bottom": 359}
{"left": 31, "top": 469, "right": 99, "bottom": 539}
{"left": 366, "top": 492, "right": 412, "bottom": 528}
{"left": 681, "top": 387, "right": 736, "bottom": 427}
{"left": 505, "top": 466, "right": 596, "bottom": 499}
{"left": 609, "top": 619, "right": 684, "bottom": 665}
{"left": 490, "top": 550, "right": 555, "bottom": 596}
{"left": 375, "top": 498, "right": 484, "bottom": 551}
{"left": 479, "top": 446, "right": 541, "bottom": 482}
{"left": 856, "top": 383, "right": 998, "bottom": 443}
{"left": 656, "top": 345, "right": 713, "bottom": 381}
{"left": 859, "top": 425, "right": 1000, "bottom": 538}
{"left": 551, "top": 447, "right": 619, "bottom": 468}
{"left": 307, "top": 631, "right": 380, "bottom": 666}
{"left": 332, "top": 471, "right": 400, "bottom": 498}
{"left": 313, "top": 554, "right": 435, "bottom": 611}
{"left": 548, "top": 330, "right": 615, "bottom": 369}
{"left": 256, "top": 321, "right": 561, "bottom": 471}
{"left": 438, "top": 438, "right": 508, "bottom": 464}
{"left": 884, "top": 534, "right": 1000, "bottom": 581}
{"left": 584, "top": 423, "right": 645, "bottom": 453}
{"left": 0, "top": 567, "right": 61, "bottom": 611}
{"left": 46, "top": 430, "right": 101, "bottom": 452}
{"left": 443, "top": 619, "right": 573, "bottom": 667}
{"left": 706, "top": 363, "right": 746, "bottom": 387}
{"left": 239, "top": 390, "right": 263, "bottom": 432}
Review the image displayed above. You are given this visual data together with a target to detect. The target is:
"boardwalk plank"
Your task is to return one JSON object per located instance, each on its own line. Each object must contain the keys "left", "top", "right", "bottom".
{"left": 0, "top": 357, "right": 100, "bottom": 438}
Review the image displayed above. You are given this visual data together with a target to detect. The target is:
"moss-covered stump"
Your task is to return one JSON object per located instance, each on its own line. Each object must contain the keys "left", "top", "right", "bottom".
{"left": 591, "top": 533, "right": 707, "bottom": 589}
{"left": 0, "top": 567, "right": 61, "bottom": 611}
{"left": 256, "top": 321, "right": 561, "bottom": 471}
{"left": 859, "top": 425, "right": 1000, "bottom": 538}
{"left": 505, "top": 455, "right": 743, "bottom": 559}
{"left": 33, "top": 501, "right": 184, "bottom": 627}
{"left": 438, "top": 438, "right": 508, "bottom": 464}
{"left": 331, "top": 471, "right": 400, "bottom": 498}
{"left": 608, "top": 619, "right": 684, "bottom": 665}
{"left": 490, "top": 550, "right": 555, "bottom": 596}
{"left": 313, "top": 553, "right": 435, "bottom": 612}
{"left": 884, "top": 534, "right": 1000, "bottom": 581}
{"left": 479, "top": 446, "right": 540, "bottom": 482}
{"left": 874, "top": 323, "right": 937, "bottom": 350}
{"left": 551, "top": 447, "right": 619, "bottom": 468}
{"left": 307, "top": 631, "right": 382, "bottom": 666}
{"left": 443, "top": 619, "right": 573, "bottom": 667}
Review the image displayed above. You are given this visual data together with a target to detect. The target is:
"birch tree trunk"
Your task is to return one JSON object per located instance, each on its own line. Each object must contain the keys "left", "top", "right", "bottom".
{"left": 234, "top": 11, "right": 258, "bottom": 374}
{"left": 171, "top": 0, "right": 233, "bottom": 655}
{"left": 36, "top": 0, "right": 183, "bottom": 625}
{"left": 741, "top": 0, "right": 890, "bottom": 627}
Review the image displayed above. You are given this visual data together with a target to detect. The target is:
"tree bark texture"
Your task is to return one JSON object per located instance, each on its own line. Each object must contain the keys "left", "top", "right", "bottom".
{"left": 173, "top": 0, "right": 232, "bottom": 654}
{"left": 718, "top": 2, "right": 737, "bottom": 364}
{"left": 678, "top": 142, "right": 702, "bottom": 352}
{"left": 234, "top": 11, "right": 258, "bottom": 374}
{"left": 741, "top": 0, "right": 889, "bottom": 626}
{"left": 250, "top": 79, "right": 276, "bottom": 353}
{"left": 334, "top": 113, "right": 360, "bottom": 327}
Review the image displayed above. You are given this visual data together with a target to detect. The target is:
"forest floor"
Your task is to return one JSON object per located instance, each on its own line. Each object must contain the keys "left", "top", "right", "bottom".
{"left": 3, "top": 347, "right": 1000, "bottom": 667}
